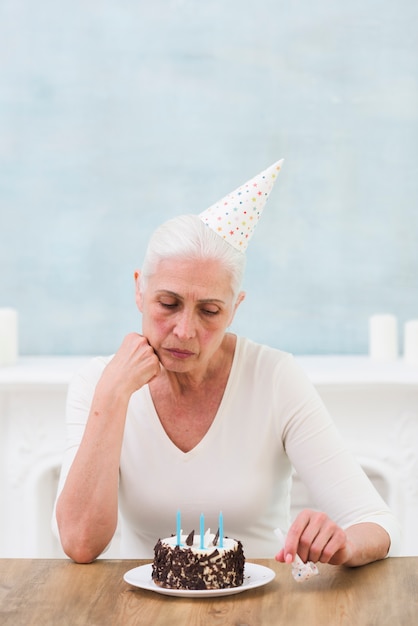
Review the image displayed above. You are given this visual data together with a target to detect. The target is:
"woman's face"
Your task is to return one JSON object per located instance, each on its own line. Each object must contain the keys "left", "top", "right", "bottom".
{"left": 136, "top": 257, "right": 244, "bottom": 375}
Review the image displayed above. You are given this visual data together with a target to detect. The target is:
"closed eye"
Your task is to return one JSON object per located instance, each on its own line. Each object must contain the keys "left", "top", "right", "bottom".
{"left": 160, "top": 302, "right": 178, "bottom": 309}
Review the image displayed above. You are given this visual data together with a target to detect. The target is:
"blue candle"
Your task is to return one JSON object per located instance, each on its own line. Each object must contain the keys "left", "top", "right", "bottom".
{"left": 219, "top": 511, "right": 224, "bottom": 548}
{"left": 200, "top": 513, "right": 205, "bottom": 549}
{"left": 176, "top": 510, "right": 181, "bottom": 546}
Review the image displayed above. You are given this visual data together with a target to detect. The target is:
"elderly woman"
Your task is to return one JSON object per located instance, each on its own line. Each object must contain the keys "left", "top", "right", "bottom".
{"left": 54, "top": 162, "right": 400, "bottom": 567}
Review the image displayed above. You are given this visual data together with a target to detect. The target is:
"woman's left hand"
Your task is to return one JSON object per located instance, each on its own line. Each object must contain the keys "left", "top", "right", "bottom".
{"left": 275, "top": 509, "right": 353, "bottom": 565}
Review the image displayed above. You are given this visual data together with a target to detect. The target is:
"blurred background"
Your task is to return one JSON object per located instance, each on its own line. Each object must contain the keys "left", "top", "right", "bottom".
{"left": 1, "top": 0, "right": 417, "bottom": 357}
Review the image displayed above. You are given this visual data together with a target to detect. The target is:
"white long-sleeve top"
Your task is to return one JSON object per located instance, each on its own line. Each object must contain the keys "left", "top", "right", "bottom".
{"left": 53, "top": 336, "right": 401, "bottom": 558}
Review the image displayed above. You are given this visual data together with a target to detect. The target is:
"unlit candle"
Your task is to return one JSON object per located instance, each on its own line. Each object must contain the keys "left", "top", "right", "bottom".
{"left": 0, "top": 308, "right": 18, "bottom": 366}
{"left": 369, "top": 314, "right": 398, "bottom": 361}
{"left": 176, "top": 509, "right": 181, "bottom": 546}
{"left": 404, "top": 320, "right": 418, "bottom": 365}
{"left": 219, "top": 511, "right": 224, "bottom": 548}
{"left": 200, "top": 513, "right": 205, "bottom": 549}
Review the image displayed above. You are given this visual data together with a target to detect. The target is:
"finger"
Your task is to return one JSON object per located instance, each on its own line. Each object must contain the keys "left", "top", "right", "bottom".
{"left": 288, "top": 510, "right": 336, "bottom": 562}
{"left": 316, "top": 528, "right": 348, "bottom": 564}
{"left": 285, "top": 510, "right": 313, "bottom": 561}
{"left": 139, "top": 349, "right": 161, "bottom": 381}
{"left": 305, "top": 511, "right": 340, "bottom": 561}
{"left": 274, "top": 548, "right": 285, "bottom": 563}
{"left": 305, "top": 527, "right": 335, "bottom": 563}
{"left": 301, "top": 518, "right": 346, "bottom": 563}
{"left": 147, "top": 358, "right": 163, "bottom": 383}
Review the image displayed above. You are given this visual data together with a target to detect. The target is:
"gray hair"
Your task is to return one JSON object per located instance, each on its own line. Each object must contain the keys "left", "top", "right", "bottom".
{"left": 140, "top": 214, "right": 246, "bottom": 298}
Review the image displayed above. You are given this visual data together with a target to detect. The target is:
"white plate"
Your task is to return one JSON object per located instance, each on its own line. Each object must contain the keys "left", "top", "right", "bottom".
{"left": 123, "top": 562, "right": 276, "bottom": 598}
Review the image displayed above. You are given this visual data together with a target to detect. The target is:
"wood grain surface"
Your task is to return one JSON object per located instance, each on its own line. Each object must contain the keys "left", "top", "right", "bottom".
{"left": 1, "top": 558, "right": 416, "bottom": 625}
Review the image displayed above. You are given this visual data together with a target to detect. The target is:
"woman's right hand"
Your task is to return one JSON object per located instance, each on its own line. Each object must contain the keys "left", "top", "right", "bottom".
{"left": 99, "top": 332, "right": 161, "bottom": 398}
{"left": 56, "top": 332, "right": 161, "bottom": 563}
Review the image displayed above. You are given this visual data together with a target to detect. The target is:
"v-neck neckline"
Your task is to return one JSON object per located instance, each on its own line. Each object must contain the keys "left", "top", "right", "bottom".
{"left": 144, "top": 335, "right": 242, "bottom": 456}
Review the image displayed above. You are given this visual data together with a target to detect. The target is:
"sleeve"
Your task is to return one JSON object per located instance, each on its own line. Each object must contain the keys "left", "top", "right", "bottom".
{"left": 51, "top": 356, "right": 109, "bottom": 541}
{"left": 276, "top": 355, "right": 402, "bottom": 557}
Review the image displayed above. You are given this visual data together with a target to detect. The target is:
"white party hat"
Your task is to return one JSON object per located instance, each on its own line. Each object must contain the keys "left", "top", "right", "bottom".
{"left": 199, "top": 159, "right": 284, "bottom": 252}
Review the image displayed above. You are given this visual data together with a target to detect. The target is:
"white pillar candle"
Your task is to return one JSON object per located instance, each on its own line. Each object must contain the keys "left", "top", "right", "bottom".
{"left": 369, "top": 314, "right": 398, "bottom": 361}
{"left": 0, "top": 308, "right": 18, "bottom": 366}
{"left": 404, "top": 320, "right": 418, "bottom": 366}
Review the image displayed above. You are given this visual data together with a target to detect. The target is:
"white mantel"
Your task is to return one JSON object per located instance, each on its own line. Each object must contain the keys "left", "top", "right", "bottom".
{"left": 1, "top": 354, "right": 417, "bottom": 387}
{"left": 1, "top": 355, "right": 417, "bottom": 557}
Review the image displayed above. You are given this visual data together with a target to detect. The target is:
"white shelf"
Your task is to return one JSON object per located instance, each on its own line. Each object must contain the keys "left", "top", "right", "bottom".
{"left": 0, "top": 356, "right": 91, "bottom": 387}
{"left": 296, "top": 355, "right": 418, "bottom": 386}
{"left": 0, "top": 355, "right": 416, "bottom": 388}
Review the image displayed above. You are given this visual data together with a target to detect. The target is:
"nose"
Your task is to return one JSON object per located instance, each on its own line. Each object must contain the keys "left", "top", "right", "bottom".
{"left": 173, "top": 309, "right": 196, "bottom": 340}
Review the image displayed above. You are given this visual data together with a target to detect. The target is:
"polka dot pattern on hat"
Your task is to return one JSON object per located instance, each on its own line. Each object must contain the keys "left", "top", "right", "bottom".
{"left": 199, "top": 159, "right": 284, "bottom": 252}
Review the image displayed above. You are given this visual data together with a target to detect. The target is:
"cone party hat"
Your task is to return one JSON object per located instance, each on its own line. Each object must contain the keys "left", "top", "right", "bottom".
{"left": 199, "top": 159, "right": 283, "bottom": 252}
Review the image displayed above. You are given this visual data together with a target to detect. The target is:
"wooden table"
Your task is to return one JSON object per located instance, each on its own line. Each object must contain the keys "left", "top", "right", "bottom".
{"left": 1, "top": 557, "right": 417, "bottom": 625}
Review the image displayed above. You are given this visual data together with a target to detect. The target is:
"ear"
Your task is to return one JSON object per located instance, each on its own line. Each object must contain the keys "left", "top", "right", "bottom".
{"left": 134, "top": 269, "right": 143, "bottom": 312}
{"left": 229, "top": 291, "right": 246, "bottom": 325}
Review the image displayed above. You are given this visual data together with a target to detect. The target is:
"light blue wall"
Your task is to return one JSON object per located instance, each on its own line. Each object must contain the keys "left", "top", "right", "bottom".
{"left": 1, "top": 0, "right": 417, "bottom": 356}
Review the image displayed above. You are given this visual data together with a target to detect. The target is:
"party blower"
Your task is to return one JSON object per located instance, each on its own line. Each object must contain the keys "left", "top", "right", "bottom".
{"left": 274, "top": 528, "right": 319, "bottom": 582}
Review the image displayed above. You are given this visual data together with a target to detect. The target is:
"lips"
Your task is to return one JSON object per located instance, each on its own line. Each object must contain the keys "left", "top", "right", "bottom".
{"left": 164, "top": 347, "right": 195, "bottom": 359}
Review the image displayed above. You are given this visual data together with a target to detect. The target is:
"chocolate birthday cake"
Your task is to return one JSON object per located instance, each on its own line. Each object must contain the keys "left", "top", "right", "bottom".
{"left": 152, "top": 529, "right": 245, "bottom": 590}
